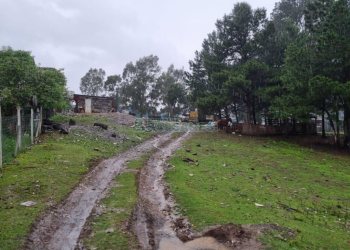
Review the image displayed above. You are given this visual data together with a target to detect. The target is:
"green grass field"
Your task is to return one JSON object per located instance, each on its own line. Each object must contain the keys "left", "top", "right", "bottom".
{"left": 0, "top": 114, "right": 153, "bottom": 250}
{"left": 166, "top": 132, "right": 350, "bottom": 249}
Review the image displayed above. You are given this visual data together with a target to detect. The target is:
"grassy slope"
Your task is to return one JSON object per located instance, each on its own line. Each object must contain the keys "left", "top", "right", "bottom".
{"left": 83, "top": 154, "right": 150, "bottom": 250}
{"left": 166, "top": 132, "right": 350, "bottom": 249}
{"left": 0, "top": 114, "right": 153, "bottom": 250}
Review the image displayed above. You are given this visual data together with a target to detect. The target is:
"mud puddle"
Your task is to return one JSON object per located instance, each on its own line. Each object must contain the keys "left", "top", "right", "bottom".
{"left": 25, "top": 133, "right": 173, "bottom": 250}
{"left": 133, "top": 132, "right": 281, "bottom": 250}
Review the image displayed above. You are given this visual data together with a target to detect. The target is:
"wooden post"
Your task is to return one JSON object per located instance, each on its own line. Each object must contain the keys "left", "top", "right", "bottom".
{"left": 0, "top": 103, "right": 2, "bottom": 168}
{"left": 15, "top": 105, "right": 21, "bottom": 156}
{"left": 30, "top": 107, "right": 34, "bottom": 144}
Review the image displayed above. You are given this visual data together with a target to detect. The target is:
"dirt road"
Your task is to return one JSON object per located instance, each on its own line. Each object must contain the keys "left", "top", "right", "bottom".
{"left": 133, "top": 131, "right": 230, "bottom": 250}
{"left": 26, "top": 130, "right": 264, "bottom": 250}
{"left": 26, "top": 133, "right": 173, "bottom": 250}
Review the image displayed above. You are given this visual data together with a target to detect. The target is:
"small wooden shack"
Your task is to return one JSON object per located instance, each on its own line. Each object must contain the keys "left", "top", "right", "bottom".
{"left": 73, "top": 95, "right": 115, "bottom": 113}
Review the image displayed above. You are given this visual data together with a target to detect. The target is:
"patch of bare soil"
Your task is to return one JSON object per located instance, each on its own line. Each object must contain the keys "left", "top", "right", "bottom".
{"left": 133, "top": 132, "right": 291, "bottom": 250}
{"left": 196, "top": 224, "right": 291, "bottom": 250}
{"left": 98, "top": 112, "right": 136, "bottom": 126}
{"left": 25, "top": 133, "right": 173, "bottom": 250}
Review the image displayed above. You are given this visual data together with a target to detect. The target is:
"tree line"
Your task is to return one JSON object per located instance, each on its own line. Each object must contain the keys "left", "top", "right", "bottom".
{"left": 80, "top": 55, "right": 188, "bottom": 117}
{"left": 186, "top": 0, "right": 350, "bottom": 146}
{"left": 0, "top": 47, "right": 68, "bottom": 115}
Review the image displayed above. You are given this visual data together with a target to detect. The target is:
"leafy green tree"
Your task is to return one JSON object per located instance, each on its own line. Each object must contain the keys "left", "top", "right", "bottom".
{"left": 0, "top": 47, "right": 68, "bottom": 120}
{"left": 309, "top": 0, "right": 350, "bottom": 145}
{"left": 309, "top": 75, "right": 346, "bottom": 143}
{"left": 272, "top": 34, "right": 314, "bottom": 121}
{"left": 36, "top": 68, "right": 68, "bottom": 110}
{"left": 120, "top": 55, "right": 160, "bottom": 115}
{"left": 104, "top": 74, "right": 121, "bottom": 96}
{"left": 0, "top": 48, "right": 37, "bottom": 109}
{"left": 80, "top": 68, "right": 106, "bottom": 96}
{"left": 186, "top": 51, "right": 208, "bottom": 107}
{"left": 225, "top": 60, "right": 270, "bottom": 124}
{"left": 272, "top": 0, "right": 307, "bottom": 28}
{"left": 187, "top": 2, "right": 267, "bottom": 119}
{"left": 152, "top": 65, "right": 187, "bottom": 116}
{"left": 255, "top": 0, "right": 304, "bottom": 123}
{"left": 304, "top": 0, "right": 334, "bottom": 32}
{"left": 164, "top": 83, "right": 187, "bottom": 116}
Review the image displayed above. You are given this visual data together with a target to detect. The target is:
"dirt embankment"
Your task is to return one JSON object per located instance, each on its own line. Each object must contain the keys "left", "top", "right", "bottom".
{"left": 25, "top": 133, "right": 173, "bottom": 250}
{"left": 98, "top": 112, "right": 136, "bottom": 126}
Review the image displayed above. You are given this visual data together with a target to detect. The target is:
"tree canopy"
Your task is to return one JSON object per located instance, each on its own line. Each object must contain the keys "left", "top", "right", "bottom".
{"left": 0, "top": 47, "right": 68, "bottom": 112}
{"left": 80, "top": 68, "right": 106, "bottom": 96}
{"left": 186, "top": 0, "right": 350, "bottom": 145}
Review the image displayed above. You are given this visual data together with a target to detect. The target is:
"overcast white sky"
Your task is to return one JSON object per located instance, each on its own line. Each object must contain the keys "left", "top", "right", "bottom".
{"left": 0, "top": 0, "right": 277, "bottom": 93}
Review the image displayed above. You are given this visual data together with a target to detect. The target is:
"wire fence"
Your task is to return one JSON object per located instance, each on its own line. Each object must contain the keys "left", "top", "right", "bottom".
{"left": 0, "top": 107, "right": 41, "bottom": 167}
{"left": 134, "top": 118, "right": 217, "bottom": 132}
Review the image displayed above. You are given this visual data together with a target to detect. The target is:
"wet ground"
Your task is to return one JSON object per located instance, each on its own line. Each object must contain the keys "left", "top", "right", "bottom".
{"left": 26, "top": 133, "right": 173, "bottom": 250}
{"left": 26, "top": 130, "right": 269, "bottom": 250}
{"left": 133, "top": 132, "right": 265, "bottom": 250}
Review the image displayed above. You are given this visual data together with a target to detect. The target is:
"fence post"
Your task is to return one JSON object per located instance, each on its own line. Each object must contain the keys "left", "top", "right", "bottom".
{"left": 31, "top": 107, "right": 34, "bottom": 144}
{"left": 36, "top": 106, "right": 42, "bottom": 138}
{"left": 15, "top": 105, "right": 21, "bottom": 156}
{"left": 0, "top": 103, "right": 2, "bottom": 168}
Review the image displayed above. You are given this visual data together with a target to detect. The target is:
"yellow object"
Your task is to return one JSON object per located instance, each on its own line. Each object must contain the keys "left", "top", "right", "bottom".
{"left": 189, "top": 111, "right": 198, "bottom": 122}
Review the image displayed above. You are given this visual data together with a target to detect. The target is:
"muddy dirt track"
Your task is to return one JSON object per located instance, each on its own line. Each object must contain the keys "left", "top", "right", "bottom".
{"left": 133, "top": 132, "right": 264, "bottom": 250}
{"left": 26, "top": 130, "right": 267, "bottom": 250}
{"left": 26, "top": 133, "right": 173, "bottom": 250}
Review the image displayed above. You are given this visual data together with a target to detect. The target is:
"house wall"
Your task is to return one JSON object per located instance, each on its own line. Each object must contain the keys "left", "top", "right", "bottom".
{"left": 91, "top": 98, "right": 114, "bottom": 113}
{"left": 73, "top": 95, "right": 115, "bottom": 113}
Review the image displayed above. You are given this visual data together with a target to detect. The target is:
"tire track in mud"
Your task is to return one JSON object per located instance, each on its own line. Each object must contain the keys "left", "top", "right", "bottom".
{"left": 133, "top": 132, "right": 266, "bottom": 250}
{"left": 133, "top": 132, "right": 190, "bottom": 249}
{"left": 25, "top": 133, "right": 173, "bottom": 250}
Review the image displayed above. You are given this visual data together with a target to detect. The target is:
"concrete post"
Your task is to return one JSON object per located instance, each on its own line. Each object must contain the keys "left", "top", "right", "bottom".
{"left": 31, "top": 108, "right": 34, "bottom": 144}
{"left": 15, "top": 105, "right": 21, "bottom": 156}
